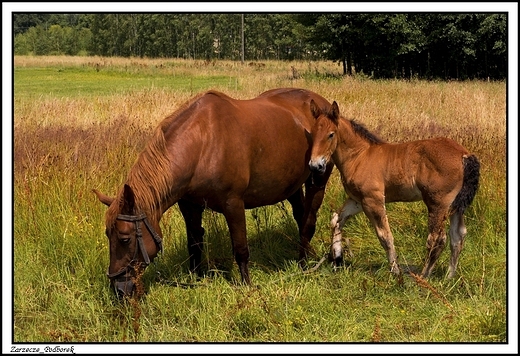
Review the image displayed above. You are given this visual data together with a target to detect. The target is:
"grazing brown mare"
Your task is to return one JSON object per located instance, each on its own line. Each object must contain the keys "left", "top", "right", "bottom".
{"left": 308, "top": 100, "right": 480, "bottom": 278}
{"left": 93, "top": 88, "right": 333, "bottom": 298}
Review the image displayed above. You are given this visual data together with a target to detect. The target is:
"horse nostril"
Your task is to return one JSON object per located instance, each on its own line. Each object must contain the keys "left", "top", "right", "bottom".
{"left": 309, "top": 158, "right": 326, "bottom": 174}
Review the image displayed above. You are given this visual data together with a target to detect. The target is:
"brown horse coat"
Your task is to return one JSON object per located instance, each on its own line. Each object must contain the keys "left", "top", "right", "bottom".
{"left": 308, "top": 100, "right": 480, "bottom": 278}
{"left": 94, "top": 88, "right": 333, "bottom": 297}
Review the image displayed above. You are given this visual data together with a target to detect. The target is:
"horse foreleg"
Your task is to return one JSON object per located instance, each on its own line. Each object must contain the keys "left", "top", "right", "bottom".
{"left": 448, "top": 212, "right": 467, "bottom": 278}
{"left": 288, "top": 188, "right": 310, "bottom": 266}
{"left": 331, "top": 198, "right": 363, "bottom": 264}
{"left": 298, "top": 166, "right": 333, "bottom": 264}
{"left": 287, "top": 188, "right": 305, "bottom": 233}
{"left": 178, "top": 199, "right": 205, "bottom": 276}
{"left": 298, "top": 183, "right": 324, "bottom": 263}
{"left": 222, "top": 197, "right": 250, "bottom": 285}
{"left": 363, "top": 200, "right": 399, "bottom": 275}
{"left": 421, "top": 207, "right": 448, "bottom": 278}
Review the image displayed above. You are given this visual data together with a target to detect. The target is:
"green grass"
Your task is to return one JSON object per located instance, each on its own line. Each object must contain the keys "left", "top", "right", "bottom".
{"left": 14, "top": 66, "right": 235, "bottom": 98}
{"left": 10, "top": 56, "right": 509, "bottom": 350}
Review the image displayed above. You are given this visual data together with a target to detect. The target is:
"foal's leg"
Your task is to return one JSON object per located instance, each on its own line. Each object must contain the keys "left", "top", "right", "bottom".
{"left": 222, "top": 197, "right": 251, "bottom": 284}
{"left": 178, "top": 199, "right": 205, "bottom": 275}
{"left": 448, "top": 212, "right": 467, "bottom": 278}
{"left": 362, "top": 198, "right": 399, "bottom": 274}
{"left": 421, "top": 205, "right": 449, "bottom": 278}
{"left": 330, "top": 198, "right": 363, "bottom": 264}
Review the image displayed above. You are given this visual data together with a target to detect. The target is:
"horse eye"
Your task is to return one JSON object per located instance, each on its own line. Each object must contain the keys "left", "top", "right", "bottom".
{"left": 119, "top": 237, "right": 131, "bottom": 245}
{"left": 328, "top": 132, "right": 335, "bottom": 139}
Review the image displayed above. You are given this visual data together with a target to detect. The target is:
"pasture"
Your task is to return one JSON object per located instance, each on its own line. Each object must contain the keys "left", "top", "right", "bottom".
{"left": 10, "top": 56, "right": 509, "bottom": 350}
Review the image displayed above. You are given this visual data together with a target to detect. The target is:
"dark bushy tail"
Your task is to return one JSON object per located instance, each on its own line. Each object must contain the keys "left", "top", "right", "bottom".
{"left": 452, "top": 154, "right": 480, "bottom": 215}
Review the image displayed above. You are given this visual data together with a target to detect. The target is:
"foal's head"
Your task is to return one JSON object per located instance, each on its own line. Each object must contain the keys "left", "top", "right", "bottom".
{"left": 309, "top": 99, "right": 340, "bottom": 174}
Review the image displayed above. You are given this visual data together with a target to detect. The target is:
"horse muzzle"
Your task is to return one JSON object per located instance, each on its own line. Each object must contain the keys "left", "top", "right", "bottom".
{"left": 112, "top": 277, "right": 136, "bottom": 299}
{"left": 309, "top": 157, "right": 328, "bottom": 175}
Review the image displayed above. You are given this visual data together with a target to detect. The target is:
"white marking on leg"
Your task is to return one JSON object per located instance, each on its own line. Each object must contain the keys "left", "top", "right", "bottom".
{"left": 448, "top": 213, "right": 466, "bottom": 278}
{"left": 330, "top": 199, "right": 363, "bottom": 260}
{"left": 330, "top": 212, "right": 339, "bottom": 229}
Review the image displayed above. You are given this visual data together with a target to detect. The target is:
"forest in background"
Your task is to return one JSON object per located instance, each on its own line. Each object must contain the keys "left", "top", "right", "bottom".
{"left": 13, "top": 13, "right": 507, "bottom": 80}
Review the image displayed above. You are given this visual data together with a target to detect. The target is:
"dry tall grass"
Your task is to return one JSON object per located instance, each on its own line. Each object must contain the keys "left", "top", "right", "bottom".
{"left": 14, "top": 56, "right": 505, "bottom": 174}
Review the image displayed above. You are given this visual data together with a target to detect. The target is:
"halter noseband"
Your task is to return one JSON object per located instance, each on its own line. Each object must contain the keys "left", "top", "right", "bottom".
{"left": 106, "top": 213, "right": 164, "bottom": 279}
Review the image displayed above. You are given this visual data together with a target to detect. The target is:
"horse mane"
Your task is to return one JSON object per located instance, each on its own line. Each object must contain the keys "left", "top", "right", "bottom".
{"left": 348, "top": 119, "right": 385, "bottom": 145}
{"left": 106, "top": 92, "right": 209, "bottom": 225}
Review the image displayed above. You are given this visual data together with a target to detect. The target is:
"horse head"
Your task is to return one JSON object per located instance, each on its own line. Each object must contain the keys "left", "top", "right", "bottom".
{"left": 309, "top": 99, "right": 340, "bottom": 175}
{"left": 93, "top": 184, "right": 163, "bottom": 299}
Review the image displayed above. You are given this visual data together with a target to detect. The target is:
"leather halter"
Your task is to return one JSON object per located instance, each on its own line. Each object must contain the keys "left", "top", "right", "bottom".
{"left": 106, "top": 213, "right": 163, "bottom": 279}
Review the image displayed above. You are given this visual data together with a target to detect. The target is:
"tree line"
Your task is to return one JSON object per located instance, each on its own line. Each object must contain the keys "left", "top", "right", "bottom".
{"left": 13, "top": 13, "right": 507, "bottom": 80}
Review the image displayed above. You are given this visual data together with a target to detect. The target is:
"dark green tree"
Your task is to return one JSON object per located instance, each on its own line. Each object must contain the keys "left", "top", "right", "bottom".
{"left": 12, "top": 13, "right": 508, "bottom": 80}
{"left": 476, "top": 13, "right": 507, "bottom": 79}
{"left": 12, "top": 13, "right": 50, "bottom": 35}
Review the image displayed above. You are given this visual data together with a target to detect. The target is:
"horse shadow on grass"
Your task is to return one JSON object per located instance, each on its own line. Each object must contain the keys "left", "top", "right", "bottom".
{"left": 142, "top": 210, "right": 326, "bottom": 290}
{"left": 137, "top": 207, "right": 449, "bottom": 295}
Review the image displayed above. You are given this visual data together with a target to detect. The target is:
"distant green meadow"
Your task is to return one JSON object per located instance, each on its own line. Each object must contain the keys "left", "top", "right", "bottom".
{"left": 14, "top": 66, "right": 233, "bottom": 98}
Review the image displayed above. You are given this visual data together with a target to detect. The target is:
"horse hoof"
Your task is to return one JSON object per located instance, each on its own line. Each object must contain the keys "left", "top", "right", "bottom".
{"left": 331, "top": 255, "right": 343, "bottom": 267}
{"left": 390, "top": 266, "right": 401, "bottom": 275}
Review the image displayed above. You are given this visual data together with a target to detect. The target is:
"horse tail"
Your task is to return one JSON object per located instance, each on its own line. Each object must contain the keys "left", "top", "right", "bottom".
{"left": 451, "top": 154, "right": 480, "bottom": 215}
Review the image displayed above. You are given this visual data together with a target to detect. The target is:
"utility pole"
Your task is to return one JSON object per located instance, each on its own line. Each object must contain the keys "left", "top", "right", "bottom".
{"left": 241, "top": 14, "right": 245, "bottom": 64}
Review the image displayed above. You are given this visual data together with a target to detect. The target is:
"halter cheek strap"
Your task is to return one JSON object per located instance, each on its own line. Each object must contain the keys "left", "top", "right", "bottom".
{"left": 106, "top": 213, "right": 164, "bottom": 279}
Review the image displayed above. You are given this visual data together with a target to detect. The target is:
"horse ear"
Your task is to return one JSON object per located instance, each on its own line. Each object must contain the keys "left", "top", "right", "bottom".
{"left": 330, "top": 101, "right": 340, "bottom": 123}
{"left": 92, "top": 189, "right": 114, "bottom": 207}
{"left": 121, "top": 184, "right": 136, "bottom": 213}
{"left": 310, "top": 99, "right": 322, "bottom": 119}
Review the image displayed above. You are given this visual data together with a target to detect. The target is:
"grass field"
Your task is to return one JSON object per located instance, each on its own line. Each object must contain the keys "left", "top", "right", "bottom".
{"left": 8, "top": 56, "right": 512, "bottom": 352}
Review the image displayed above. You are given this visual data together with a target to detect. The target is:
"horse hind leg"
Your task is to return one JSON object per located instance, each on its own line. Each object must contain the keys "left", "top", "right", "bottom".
{"left": 421, "top": 206, "right": 449, "bottom": 278}
{"left": 445, "top": 153, "right": 479, "bottom": 278}
{"left": 331, "top": 198, "right": 363, "bottom": 265}
{"left": 448, "top": 212, "right": 467, "bottom": 278}
{"left": 222, "top": 197, "right": 251, "bottom": 284}
{"left": 178, "top": 199, "right": 205, "bottom": 276}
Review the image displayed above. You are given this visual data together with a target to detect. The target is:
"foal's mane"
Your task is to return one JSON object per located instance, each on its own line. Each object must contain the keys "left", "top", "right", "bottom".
{"left": 347, "top": 119, "right": 385, "bottom": 145}
{"left": 106, "top": 92, "right": 207, "bottom": 225}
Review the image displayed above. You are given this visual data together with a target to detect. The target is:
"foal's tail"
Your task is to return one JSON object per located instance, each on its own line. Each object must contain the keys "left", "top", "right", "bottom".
{"left": 451, "top": 154, "right": 481, "bottom": 215}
